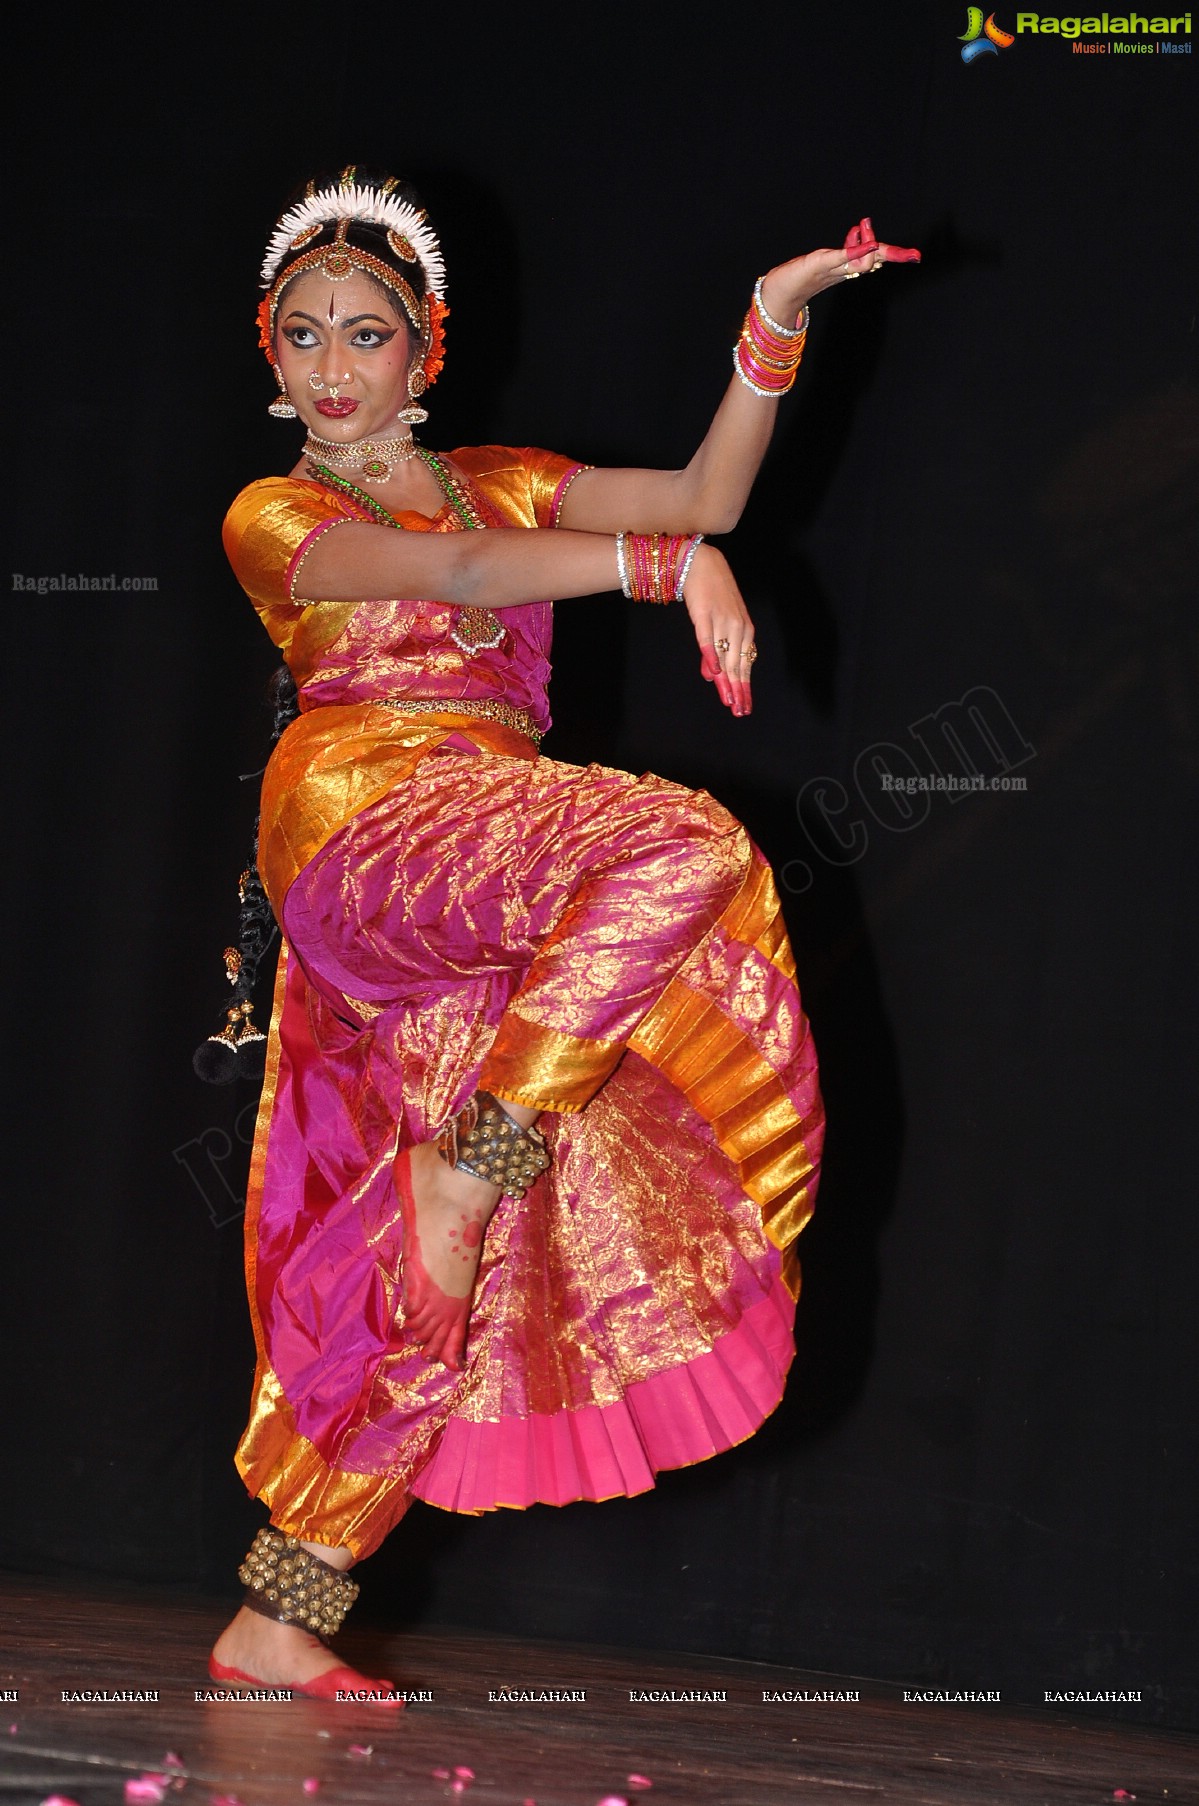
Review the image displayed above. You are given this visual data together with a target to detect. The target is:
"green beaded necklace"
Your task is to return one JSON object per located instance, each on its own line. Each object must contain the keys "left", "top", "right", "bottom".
{"left": 305, "top": 448, "right": 507, "bottom": 653}
{"left": 305, "top": 447, "right": 487, "bottom": 532}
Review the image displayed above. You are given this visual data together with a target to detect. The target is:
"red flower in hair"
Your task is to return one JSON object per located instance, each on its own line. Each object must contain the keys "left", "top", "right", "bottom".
{"left": 424, "top": 297, "right": 449, "bottom": 386}
{"left": 256, "top": 296, "right": 277, "bottom": 366}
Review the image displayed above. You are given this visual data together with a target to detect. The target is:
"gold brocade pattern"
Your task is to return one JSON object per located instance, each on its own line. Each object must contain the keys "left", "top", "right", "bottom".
{"left": 257, "top": 705, "right": 537, "bottom": 913}
{"left": 222, "top": 484, "right": 352, "bottom": 658}
{"left": 227, "top": 446, "right": 823, "bottom": 1553}
{"left": 452, "top": 444, "right": 577, "bottom": 529}
{"left": 235, "top": 1048, "right": 791, "bottom": 1551}
{"left": 235, "top": 1367, "right": 424, "bottom": 1553}
{"left": 630, "top": 856, "right": 820, "bottom": 1289}
{"left": 480, "top": 1017, "right": 625, "bottom": 1113}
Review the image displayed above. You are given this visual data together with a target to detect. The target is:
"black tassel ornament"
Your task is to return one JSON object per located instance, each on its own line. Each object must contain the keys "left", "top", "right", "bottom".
{"left": 193, "top": 666, "right": 298, "bottom": 1084}
{"left": 192, "top": 865, "right": 276, "bottom": 1084}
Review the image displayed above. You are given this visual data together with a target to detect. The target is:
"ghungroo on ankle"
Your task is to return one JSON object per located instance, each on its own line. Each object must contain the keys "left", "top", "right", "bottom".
{"left": 238, "top": 1527, "right": 359, "bottom": 1640}
{"left": 436, "top": 1090, "right": 550, "bottom": 1199}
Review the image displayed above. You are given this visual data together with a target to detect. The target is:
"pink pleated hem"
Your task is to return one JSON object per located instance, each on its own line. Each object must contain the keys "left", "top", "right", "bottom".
{"left": 410, "top": 1279, "right": 796, "bottom": 1514}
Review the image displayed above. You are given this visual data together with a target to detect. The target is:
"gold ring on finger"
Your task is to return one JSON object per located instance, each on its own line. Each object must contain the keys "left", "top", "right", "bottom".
{"left": 714, "top": 637, "right": 731, "bottom": 652}
{"left": 740, "top": 646, "right": 758, "bottom": 664}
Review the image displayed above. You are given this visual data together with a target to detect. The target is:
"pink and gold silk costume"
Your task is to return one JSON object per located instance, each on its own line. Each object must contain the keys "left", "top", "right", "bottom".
{"left": 223, "top": 445, "right": 824, "bottom": 1559}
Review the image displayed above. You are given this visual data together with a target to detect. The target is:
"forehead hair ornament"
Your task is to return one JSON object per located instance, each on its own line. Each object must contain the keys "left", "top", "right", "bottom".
{"left": 260, "top": 180, "right": 446, "bottom": 299}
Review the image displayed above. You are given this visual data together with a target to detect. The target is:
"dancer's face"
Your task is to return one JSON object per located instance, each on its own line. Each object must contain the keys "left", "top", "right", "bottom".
{"left": 275, "top": 270, "right": 419, "bottom": 440}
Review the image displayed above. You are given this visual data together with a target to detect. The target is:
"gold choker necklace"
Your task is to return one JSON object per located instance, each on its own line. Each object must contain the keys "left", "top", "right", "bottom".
{"left": 301, "top": 432, "right": 419, "bottom": 482}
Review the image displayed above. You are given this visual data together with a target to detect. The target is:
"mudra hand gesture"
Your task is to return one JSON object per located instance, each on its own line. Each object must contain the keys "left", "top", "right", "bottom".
{"left": 759, "top": 216, "right": 921, "bottom": 325}
{"left": 684, "top": 216, "right": 920, "bottom": 718}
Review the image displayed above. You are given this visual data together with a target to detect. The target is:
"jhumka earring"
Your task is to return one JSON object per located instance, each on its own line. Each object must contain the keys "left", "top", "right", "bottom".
{"left": 397, "top": 366, "right": 429, "bottom": 426}
{"left": 267, "top": 368, "right": 297, "bottom": 419}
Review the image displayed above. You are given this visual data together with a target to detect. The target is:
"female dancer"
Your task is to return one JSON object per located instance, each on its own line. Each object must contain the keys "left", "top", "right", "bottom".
{"left": 207, "top": 168, "right": 917, "bottom": 1700}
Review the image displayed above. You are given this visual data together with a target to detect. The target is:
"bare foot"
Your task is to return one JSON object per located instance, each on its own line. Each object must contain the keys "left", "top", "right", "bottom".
{"left": 407, "top": 1143, "right": 501, "bottom": 1296}
{"left": 397, "top": 1144, "right": 503, "bottom": 1369}
{"left": 210, "top": 1604, "right": 347, "bottom": 1690}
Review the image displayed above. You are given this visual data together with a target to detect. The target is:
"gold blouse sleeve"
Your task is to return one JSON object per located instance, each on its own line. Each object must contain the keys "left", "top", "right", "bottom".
{"left": 222, "top": 478, "right": 354, "bottom": 656}
{"left": 449, "top": 446, "right": 589, "bottom": 531}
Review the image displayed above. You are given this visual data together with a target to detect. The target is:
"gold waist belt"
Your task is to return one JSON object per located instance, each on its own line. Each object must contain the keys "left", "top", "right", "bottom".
{"left": 372, "top": 694, "right": 542, "bottom": 747}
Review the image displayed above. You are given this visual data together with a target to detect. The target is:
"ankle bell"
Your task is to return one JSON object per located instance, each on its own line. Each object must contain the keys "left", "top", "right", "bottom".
{"left": 436, "top": 1089, "right": 550, "bottom": 1199}
{"left": 238, "top": 1527, "right": 359, "bottom": 1641}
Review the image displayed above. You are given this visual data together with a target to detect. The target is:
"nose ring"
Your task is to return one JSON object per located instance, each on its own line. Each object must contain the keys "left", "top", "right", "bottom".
{"left": 309, "top": 370, "right": 352, "bottom": 394}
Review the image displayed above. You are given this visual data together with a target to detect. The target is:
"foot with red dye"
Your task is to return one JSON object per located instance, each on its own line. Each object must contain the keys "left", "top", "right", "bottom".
{"left": 209, "top": 1605, "right": 403, "bottom": 1705}
{"left": 395, "top": 1143, "right": 503, "bottom": 1371}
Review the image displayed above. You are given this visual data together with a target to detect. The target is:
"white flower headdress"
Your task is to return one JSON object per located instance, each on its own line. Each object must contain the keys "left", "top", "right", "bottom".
{"left": 260, "top": 179, "right": 446, "bottom": 301}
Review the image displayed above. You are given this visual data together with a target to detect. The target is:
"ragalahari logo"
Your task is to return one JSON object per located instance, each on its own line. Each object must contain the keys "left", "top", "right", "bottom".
{"left": 960, "top": 7, "right": 1016, "bottom": 57}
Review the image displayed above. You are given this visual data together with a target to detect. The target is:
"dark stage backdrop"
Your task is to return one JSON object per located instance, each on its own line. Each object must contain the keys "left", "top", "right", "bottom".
{"left": 5, "top": 4, "right": 1196, "bottom": 1732}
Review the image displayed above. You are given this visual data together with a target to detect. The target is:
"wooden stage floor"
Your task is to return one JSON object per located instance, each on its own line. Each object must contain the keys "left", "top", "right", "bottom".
{"left": 0, "top": 1576, "right": 1193, "bottom": 1806}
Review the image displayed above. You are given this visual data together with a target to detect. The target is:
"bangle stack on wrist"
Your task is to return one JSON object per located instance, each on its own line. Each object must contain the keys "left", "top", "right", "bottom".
{"left": 615, "top": 532, "right": 704, "bottom": 603}
{"left": 733, "top": 277, "right": 810, "bottom": 397}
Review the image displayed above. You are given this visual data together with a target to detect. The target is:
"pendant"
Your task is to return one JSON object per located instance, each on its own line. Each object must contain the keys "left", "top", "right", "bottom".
{"left": 450, "top": 606, "right": 507, "bottom": 652}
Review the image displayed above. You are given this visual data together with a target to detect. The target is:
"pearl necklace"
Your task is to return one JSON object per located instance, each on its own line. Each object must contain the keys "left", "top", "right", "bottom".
{"left": 301, "top": 431, "right": 420, "bottom": 482}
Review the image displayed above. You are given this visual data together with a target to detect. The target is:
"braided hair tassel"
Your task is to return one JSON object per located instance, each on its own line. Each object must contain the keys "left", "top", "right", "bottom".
{"left": 193, "top": 667, "right": 298, "bottom": 1084}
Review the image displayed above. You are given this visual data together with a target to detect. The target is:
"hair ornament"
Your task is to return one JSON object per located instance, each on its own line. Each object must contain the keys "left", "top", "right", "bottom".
{"left": 260, "top": 181, "right": 447, "bottom": 300}
{"left": 256, "top": 296, "right": 276, "bottom": 364}
{"left": 425, "top": 296, "right": 449, "bottom": 385}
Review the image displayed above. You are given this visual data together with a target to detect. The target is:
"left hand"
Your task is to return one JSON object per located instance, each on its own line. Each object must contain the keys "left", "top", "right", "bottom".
{"left": 758, "top": 217, "right": 921, "bottom": 325}
{"left": 681, "top": 544, "right": 757, "bottom": 717}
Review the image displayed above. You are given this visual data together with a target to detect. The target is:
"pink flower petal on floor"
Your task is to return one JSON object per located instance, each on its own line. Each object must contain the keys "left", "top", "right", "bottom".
{"left": 453, "top": 1769, "right": 475, "bottom": 1781}
{"left": 209, "top": 1793, "right": 244, "bottom": 1805}
{"left": 162, "top": 1756, "right": 185, "bottom": 1771}
{"left": 596, "top": 1797, "right": 629, "bottom": 1806}
{"left": 627, "top": 1780, "right": 653, "bottom": 1792}
{"left": 124, "top": 1781, "right": 166, "bottom": 1804}
{"left": 347, "top": 1744, "right": 373, "bottom": 1759}
{"left": 432, "top": 1769, "right": 451, "bottom": 1781}
{"left": 39, "top": 1797, "right": 82, "bottom": 1805}
{"left": 8, "top": 1724, "right": 19, "bottom": 1733}
{"left": 302, "top": 1782, "right": 320, "bottom": 1797}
